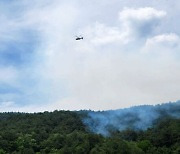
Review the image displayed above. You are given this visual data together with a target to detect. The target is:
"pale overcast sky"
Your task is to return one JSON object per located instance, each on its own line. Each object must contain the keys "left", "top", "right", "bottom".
{"left": 0, "top": 0, "right": 180, "bottom": 112}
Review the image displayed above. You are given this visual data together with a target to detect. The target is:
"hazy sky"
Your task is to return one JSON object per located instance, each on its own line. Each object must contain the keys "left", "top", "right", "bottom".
{"left": 0, "top": 0, "right": 180, "bottom": 112}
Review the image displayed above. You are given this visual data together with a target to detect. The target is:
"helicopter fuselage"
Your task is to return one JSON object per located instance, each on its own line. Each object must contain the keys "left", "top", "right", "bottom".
{"left": 76, "top": 37, "right": 83, "bottom": 40}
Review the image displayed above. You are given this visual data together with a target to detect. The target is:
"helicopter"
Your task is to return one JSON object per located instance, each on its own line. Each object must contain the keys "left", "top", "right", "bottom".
{"left": 75, "top": 35, "right": 83, "bottom": 40}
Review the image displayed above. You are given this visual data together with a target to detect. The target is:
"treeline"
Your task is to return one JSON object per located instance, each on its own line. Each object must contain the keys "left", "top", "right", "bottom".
{"left": 0, "top": 109, "right": 179, "bottom": 153}
{"left": 84, "top": 102, "right": 180, "bottom": 136}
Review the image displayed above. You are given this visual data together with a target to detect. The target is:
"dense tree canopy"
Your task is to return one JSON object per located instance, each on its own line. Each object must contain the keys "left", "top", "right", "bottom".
{"left": 0, "top": 107, "right": 179, "bottom": 153}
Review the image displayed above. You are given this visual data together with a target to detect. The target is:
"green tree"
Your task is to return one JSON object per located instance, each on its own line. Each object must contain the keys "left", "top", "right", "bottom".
{"left": 137, "top": 140, "right": 152, "bottom": 152}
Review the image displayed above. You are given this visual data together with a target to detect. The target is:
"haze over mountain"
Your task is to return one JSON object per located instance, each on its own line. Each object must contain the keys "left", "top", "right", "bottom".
{"left": 0, "top": 102, "right": 179, "bottom": 153}
{"left": 84, "top": 101, "right": 180, "bottom": 136}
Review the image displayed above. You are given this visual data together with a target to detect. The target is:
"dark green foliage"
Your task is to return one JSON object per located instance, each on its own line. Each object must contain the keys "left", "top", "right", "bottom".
{"left": 140, "top": 118, "right": 180, "bottom": 146}
{"left": 0, "top": 110, "right": 179, "bottom": 153}
{"left": 137, "top": 140, "right": 152, "bottom": 152}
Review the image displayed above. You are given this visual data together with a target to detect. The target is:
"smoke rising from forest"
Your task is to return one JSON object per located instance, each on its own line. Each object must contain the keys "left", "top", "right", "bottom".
{"left": 83, "top": 101, "right": 180, "bottom": 136}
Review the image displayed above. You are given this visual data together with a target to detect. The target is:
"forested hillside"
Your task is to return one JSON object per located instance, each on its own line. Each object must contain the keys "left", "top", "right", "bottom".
{"left": 0, "top": 102, "right": 179, "bottom": 153}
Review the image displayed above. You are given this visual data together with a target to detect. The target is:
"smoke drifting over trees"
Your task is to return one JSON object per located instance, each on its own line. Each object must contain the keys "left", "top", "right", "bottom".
{"left": 84, "top": 101, "right": 180, "bottom": 136}
{"left": 0, "top": 101, "right": 179, "bottom": 153}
